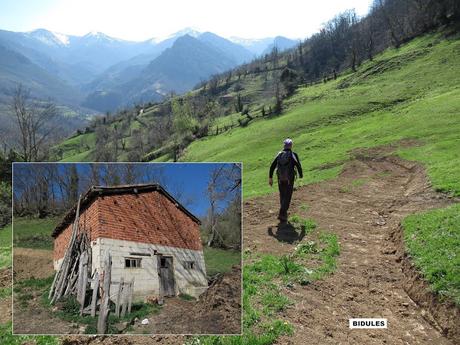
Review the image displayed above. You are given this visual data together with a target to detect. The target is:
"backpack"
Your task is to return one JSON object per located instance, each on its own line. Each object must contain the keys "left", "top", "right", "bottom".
{"left": 276, "top": 151, "right": 293, "bottom": 183}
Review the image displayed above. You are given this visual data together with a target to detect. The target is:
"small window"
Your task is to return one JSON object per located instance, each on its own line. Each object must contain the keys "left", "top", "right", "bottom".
{"left": 160, "top": 258, "right": 167, "bottom": 268}
{"left": 125, "top": 258, "right": 141, "bottom": 268}
{"left": 184, "top": 261, "right": 195, "bottom": 270}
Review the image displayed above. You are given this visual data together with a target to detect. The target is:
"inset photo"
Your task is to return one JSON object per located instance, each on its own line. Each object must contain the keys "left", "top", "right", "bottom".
{"left": 12, "top": 162, "right": 241, "bottom": 335}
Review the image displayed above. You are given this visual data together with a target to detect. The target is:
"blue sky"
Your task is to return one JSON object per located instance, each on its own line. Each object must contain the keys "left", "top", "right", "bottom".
{"left": 13, "top": 163, "right": 241, "bottom": 218}
{"left": 0, "top": 0, "right": 372, "bottom": 41}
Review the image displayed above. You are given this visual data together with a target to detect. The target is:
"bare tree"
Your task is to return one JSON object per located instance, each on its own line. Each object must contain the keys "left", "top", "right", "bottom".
{"left": 10, "top": 84, "right": 58, "bottom": 161}
{"left": 206, "top": 164, "right": 241, "bottom": 247}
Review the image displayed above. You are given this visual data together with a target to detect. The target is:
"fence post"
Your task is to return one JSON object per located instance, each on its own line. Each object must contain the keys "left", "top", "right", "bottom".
{"left": 115, "top": 277, "right": 124, "bottom": 317}
{"left": 78, "top": 251, "right": 89, "bottom": 315}
{"left": 127, "top": 278, "right": 134, "bottom": 314}
{"left": 90, "top": 272, "right": 99, "bottom": 317}
{"left": 97, "top": 253, "right": 111, "bottom": 334}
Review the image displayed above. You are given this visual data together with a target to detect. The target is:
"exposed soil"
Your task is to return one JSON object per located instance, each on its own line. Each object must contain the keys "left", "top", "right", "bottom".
{"left": 244, "top": 146, "right": 458, "bottom": 344}
{"left": 10, "top": 248, "right": 89, "bottom": 334}
{"left": 130, "top": 265, "right": 241, "bottom": 334}
{"left": 60, "top": 335, "right": 187, "bottom": 345}
{"left": 11, "top": 246, "right": 240, "bottom": 338}
{"left": 0, "top": 268, "right": 12, "bottom": 324}
{"left": 13, "top": 247, "right": 54, "bottom": 281}
{"left": 59, "top": 267, "right": 241, "bottom": 343}
{"left": 13, "top": 290, "right": 78, "bottom": 334}
{"left": 391, "top": 226, "right": 460, "bottom": 340}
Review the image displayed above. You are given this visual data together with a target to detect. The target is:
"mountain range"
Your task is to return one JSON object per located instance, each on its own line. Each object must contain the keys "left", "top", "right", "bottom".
{"left": 0, "top": 27, "right": 298, "bottom": 114}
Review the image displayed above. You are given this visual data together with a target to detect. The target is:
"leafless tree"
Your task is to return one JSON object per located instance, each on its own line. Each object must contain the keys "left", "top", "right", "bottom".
{"left": 10, "top": 84, "right": 58, "bottom": 161}
{"left": 206, "top": 164, "right": 241, "bottom": 247}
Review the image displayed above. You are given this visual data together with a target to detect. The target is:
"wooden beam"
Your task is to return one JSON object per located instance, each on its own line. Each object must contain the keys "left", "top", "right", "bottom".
{"left": 90, "top": 272, "right": 99, "bottom": 318}
{"left": 97, "top": 252, "right": 111, "bottom": 334}
{"left": 115, "top": 277, "right": 124, "bottom": 318}
{"left": 127, "top": 278, "right": 134, "bottom": 314}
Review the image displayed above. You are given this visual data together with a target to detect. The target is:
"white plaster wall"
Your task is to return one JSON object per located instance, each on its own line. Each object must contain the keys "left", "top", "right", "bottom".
{"left": 92, "top": 238, "right": 208, "bottom": 300}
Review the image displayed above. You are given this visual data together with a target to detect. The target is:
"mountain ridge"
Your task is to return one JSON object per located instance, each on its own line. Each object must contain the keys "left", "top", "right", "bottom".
{"left": 0, "top": 26, "right": 302, "bottom": 119}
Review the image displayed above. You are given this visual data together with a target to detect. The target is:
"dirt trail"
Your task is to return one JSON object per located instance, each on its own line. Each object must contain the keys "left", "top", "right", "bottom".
{"left": 244, "top": 147, "right": 457, "bottom": 344}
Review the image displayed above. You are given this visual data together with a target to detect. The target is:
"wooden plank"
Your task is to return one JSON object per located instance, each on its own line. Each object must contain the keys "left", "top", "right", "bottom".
{"left": 90, "top": 272, "right": 99, "bottom": 318}
{"left": 97, "top": 253, "right": 111, "bottom": 334}
{"left": 127, "top": 278, "right": 134, "bottom": 314}
{"left": 51, "top": 195, "right": 82, "bottom": 304}
{"left": 120, "top": 282, "right": 128, "bottom": 318}
{"left": 79, "top": 251, "right": 89, "bottom": 316}
{"left": 76, "top": 252, "right": 85, "bottom": 306}
{"left": 115, "top": 277, "right": 124, "bottom": 317}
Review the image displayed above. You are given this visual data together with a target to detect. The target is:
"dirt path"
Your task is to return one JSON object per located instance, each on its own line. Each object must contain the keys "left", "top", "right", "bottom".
{"left": 244, "top": 148, "right": 456, "bottom": 344}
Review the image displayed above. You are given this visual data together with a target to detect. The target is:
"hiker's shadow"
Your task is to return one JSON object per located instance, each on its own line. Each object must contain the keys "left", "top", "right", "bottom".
{"left": 267, "top": 222, "right": 306, "bottom": 244}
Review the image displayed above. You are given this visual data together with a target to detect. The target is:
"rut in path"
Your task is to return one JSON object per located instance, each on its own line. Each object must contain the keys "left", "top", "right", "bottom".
{"left": 244, "top": 150, "right": 456, "bottom": 345}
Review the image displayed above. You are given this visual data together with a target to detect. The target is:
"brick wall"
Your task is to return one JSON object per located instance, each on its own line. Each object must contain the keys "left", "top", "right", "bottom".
{"left": 97, "top": 190, "right": 202, "bottom": 251}
{"left": 54, "top": 189, "right": 202, "bottom": 262}
{"left": 53, "top": 199, "right": 100, "bottom": 261}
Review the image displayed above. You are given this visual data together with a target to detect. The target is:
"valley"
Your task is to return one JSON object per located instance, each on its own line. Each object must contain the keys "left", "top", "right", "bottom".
{"left": 0, "top": 26, "right": 296, "bottom": 122}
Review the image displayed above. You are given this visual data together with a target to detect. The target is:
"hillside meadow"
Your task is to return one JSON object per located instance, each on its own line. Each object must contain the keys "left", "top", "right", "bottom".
{"left": 181, "top": 34, "right": 460, "bottom": 199}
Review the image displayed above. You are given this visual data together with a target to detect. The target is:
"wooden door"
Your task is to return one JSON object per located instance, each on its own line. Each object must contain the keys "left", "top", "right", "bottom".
{"left": 157, "top": 255, "right": 175, "bottom": 297}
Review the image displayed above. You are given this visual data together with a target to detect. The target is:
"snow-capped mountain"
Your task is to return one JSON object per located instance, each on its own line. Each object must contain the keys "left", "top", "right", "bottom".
{"left": 148, "top": 27, "right": 202, "bottom": 44}
{"left": 79, "top": 31, "right": 124, "bottom": 44}
{"left": 0, "top": 26, "right": 301, "bottom": 114}
{"left": 28, "top": 28, "right": 71, "bottom": 46}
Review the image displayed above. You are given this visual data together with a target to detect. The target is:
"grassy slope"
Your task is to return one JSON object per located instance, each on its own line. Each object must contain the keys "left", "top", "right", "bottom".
{"left": 181, "top": 34, "right": 460, "bottom": 199}
{"left": 0, "top": 224, "right": 12, "bottom": 269}
{"left": 13, "top": 217, "right": 60, "bottom": 250}
{"left": 402, "top": 203, "right": 460, "bottom": 305}
{"left": 180, "top": 32, "right": 460, "bottom": 330}
{"left": 203, "top": 247, "right": 241, "bottom": 276}
{"left": 55, "top": 133, "right": 95, "bottom": 162}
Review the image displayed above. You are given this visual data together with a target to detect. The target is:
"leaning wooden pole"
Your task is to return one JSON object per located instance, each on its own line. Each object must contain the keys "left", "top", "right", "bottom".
{"left": 90, "top": 272, "right": 99, "bottom": 318}
{"left": 50, "top": 195, "right": 82, "bottom": 303}
{"left": 78, "top": 250, "right": 89, "bottom": 316}
{"left": 127, "top": 277, "right": 134, "bottom": 314}
{"left": 97, "top": 252, "right": 112, "bottom": 334}
{"left": 115, "top": 277, "right": 124, "bottom": 317}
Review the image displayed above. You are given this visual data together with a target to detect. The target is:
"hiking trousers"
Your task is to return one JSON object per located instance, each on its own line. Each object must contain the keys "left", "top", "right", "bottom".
{"left": 278, "top": 178, "right": 294, "bottom": 220}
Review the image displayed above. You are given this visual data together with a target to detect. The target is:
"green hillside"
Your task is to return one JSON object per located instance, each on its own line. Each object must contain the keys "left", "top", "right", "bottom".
{"left": 181, "top": 33, "right": 460, "bottom": 198}
{"left": 178, "top": 33, "right": 460, "bottom": 332}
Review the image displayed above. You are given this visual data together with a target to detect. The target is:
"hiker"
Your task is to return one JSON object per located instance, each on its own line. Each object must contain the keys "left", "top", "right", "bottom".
{"left": 269, "top": 138, "right": 303, "bottom": 222}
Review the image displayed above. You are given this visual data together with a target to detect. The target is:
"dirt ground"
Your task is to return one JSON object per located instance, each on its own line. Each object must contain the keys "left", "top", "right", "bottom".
{"left": 244, "top": 146, "right": 457, "bottom": 344}
{"left": 130, "top": 265, "right": 241, "bottom": 334}
{"left": 12, "top": 245, "right": 240, "bottom": 337}
{"left": 0, "top": 267, "right": 12, "bottom": 324}
{"left": 13, "top": 247, "right": 55, "bottom": 281}
{"left": 60, "top": 335, "right": 187, "bottom": 345}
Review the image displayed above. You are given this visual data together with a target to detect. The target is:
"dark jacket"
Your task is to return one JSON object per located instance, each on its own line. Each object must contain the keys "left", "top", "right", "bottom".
{"left": 269, "top": 149, "right": 303, "bottom": 179}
